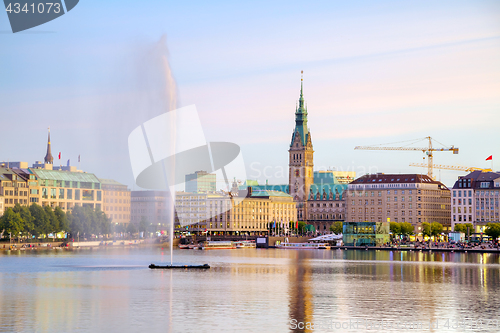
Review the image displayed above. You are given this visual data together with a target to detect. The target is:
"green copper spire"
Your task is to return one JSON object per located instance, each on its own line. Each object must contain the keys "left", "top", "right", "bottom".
{"left": 292, "top": 71, "right": 308, "bottom": 147}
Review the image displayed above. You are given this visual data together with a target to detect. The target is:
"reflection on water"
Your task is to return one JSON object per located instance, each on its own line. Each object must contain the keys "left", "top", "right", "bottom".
{"left": 0, "top": 248, "right": 499, "bottom": 332}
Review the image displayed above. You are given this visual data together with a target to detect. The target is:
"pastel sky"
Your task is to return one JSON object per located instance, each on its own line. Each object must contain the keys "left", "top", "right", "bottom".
{"left": 1, "top": 0, "right": 499, "bottom": 189}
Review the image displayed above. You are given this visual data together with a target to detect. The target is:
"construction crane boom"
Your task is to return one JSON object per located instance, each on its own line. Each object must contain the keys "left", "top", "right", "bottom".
{"left": 409, "top": 163, "right": 491, "bottom": 173}
{"left": 354, "top": 136, "right": 458, "bottom": 179}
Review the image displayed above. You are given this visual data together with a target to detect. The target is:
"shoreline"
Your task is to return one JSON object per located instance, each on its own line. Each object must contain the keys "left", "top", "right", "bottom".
{"left": 328, "top": 246, "right": 500, "bottom": 254}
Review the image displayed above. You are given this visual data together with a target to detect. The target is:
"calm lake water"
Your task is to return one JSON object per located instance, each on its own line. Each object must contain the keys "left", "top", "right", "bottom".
{"left": 0, "top": 248, "right": 499, "bottom": 333}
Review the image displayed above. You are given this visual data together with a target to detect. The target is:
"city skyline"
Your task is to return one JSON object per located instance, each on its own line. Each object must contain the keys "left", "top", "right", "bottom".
{"left": 1, "top": 0, "right": 499, "bottom": 189}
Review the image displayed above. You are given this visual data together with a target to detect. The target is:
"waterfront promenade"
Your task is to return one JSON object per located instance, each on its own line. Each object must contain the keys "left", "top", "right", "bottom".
{"left": 1, "top": 247, "right": 499, "bottom": 333}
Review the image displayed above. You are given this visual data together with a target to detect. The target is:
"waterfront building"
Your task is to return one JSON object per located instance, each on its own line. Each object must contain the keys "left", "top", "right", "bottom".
{"left": 0, "top": 166, "right": 103, "bottom": 212}
{"left": 0, "top": 195, "right": 4, "bottom": 216}
{"left": 100, "top": 178, "right": 131, "bottom": 225}
{"left": 29, "top": 168, "right": 103, "bottom": 211}
{"left": 451, "top": 171, "right": 500, "bottom": 233}
{"left": 346, "top": 173, "right": 451, "bottom": 233}
{"left": 0, "top": 168, "right": 30, "bottom": 210}
{"left": 130, "top": 191, "right": 173, "bottom": 231}
{"left": 175, "top": 192, "right": 208, "bottom": 227}
{"left": 307, "top": 171, "right": 346, "bottom": 233}
{"left": 185, "top": 170, "right": 216, "bottom": 193}
{"left": 174, "top": 188, "right": 296, "bottom": 235}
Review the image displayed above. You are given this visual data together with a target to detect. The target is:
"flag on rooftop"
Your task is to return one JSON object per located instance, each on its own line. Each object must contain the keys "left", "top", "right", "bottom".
{"left": 486, "top": 155, "right": 492, "bottom": 161}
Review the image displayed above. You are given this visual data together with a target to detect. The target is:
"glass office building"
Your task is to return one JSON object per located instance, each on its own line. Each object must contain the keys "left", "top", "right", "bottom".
{"left": 185, "top": 171, "right": 216, "bottom": 193}
{"left": 343, "top": 222, "right": 390, "bottom": 246}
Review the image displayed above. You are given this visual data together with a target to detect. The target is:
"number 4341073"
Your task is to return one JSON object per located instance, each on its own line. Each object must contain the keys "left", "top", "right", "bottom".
{"left": 6, "top": 3, "right": 61, "bottom": 14}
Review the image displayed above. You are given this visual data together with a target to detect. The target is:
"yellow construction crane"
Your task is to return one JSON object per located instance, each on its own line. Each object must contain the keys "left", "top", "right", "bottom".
{"left": 409, "top": 163, "right": 491, "bottom": 173}
{"left": 354, "top": 136, "right": 459, "bottom": 179}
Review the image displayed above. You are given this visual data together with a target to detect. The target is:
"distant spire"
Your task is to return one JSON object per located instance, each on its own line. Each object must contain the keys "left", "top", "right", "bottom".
{"left": 300, "top": 70, "right": 304, "bottom": 98}
{"left": 299, "top": 70, "right": 304, "bottom": 109}
{"left": 44, "top": 127, "right": 54, "bottom": 164}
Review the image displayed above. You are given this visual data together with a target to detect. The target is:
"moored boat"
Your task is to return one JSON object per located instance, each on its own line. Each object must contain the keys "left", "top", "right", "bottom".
{"left": 234, "top": 240, "right": 256, "bottom": 248}
{"left": 200, "top": 241, "right": 236, "bottom": 250}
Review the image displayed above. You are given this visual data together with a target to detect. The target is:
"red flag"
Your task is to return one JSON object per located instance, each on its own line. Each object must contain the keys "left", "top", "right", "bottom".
{"left": 295, "top": 221, "right": 298, "bottom": 229}
{"left": 58, "top": 152, "right": 61, "bottom": 159}
{"left": 486, "top": 155, "right": 492, "bottom": 161}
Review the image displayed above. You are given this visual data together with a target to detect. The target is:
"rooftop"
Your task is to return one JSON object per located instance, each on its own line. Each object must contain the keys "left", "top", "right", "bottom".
{"left": 30, "top": 168, "right": 100, "bottom": 183}
{"left": 98, "top": 178, "right": 127, "bottom": 186}
{"left": 351, "top": 173, "right": 443, "bottom": 185}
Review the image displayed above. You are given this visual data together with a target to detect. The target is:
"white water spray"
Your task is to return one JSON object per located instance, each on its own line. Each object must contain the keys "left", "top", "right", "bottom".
{"left": 160, "top": 49, "right": 178, "bottom": 266}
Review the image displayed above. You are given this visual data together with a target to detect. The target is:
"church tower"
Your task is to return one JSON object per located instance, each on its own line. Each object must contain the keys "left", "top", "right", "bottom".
{"left": 289, "top": 71, "right": 314, "bottom": 222}
{"left": 44, "top": 127, "right": 54, "bottom": 164}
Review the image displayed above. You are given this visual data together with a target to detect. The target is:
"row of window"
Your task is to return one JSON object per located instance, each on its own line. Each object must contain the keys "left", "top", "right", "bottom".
{"left": 39, "top": 188, "right": 102, "bottom": 201}
{"left": 309, "top": 214, "right": 343, "bottom": 220}
{"left": 453, "top": 215, "right": 473, "bottom": 222}
{"left": 104, "top": 198, "right": 130, "bottom": 204}
{"left": 1, "top": 190, "right": 29, "bottom": 196}
{"left": 351, "top": 190, "right": 418, "bottom": 197}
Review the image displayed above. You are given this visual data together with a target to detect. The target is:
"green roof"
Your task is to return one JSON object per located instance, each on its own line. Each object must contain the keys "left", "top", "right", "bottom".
{"left": 313, "top": 171, "right": 339, "bottom": 185}
{"left": 240, "top": 180, "right": 260, "bottom": 187}
{"left": 30, "top": 168, "right": 100, "bottom": 184}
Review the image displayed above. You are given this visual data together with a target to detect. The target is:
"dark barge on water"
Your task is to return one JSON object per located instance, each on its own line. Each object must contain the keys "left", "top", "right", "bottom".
{"left": 149, "top": 263, "right": 210, "bottom": 269}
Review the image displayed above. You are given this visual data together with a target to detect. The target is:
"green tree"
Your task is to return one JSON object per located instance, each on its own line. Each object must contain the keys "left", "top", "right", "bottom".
{"left": 97, "top": 209, "right": 111, "bottom": 235}
{"left": 13, "top": 204, "right": 34, "bottom": 239}
{"left": 139, "top": 216, "right": 148, "bottom": 233}
{"left": 400, "top": 222, "right": 414, "bottom": 236}
{"left": 430, "top": 222, "right": 443, "bottom": 240}
{"left": 30, "top": 204, "right": 49, "bottom": 237}
{"left": 54, "top": 207, "right": 69, "bottom": 234}
{"left": 67, "top": 207, "right": 82, "bottom": 238}
{"left": 485, "top": 223, "right": 500, "bottom": 243}
{"left": 113, "top": 223, "right": 125, "bottom": 234}
{"left": 66, "top": 206, "right": 111, "bottom": 238}
{"left": 454, "top": 224, "right": 466, "bottom": 233}
{"left": 0, "top": 208, "right": 24, "bottom": 242}
{"left": 390, "top": 222, "right": 401, "bottom": 236}
{"left": 422, "top": 222, "right": 431, "bottom": 239}
{"left": 329, "top": 221, "right": 343, "bottom": 234}
{"left": 297, "top": 221, "right": 307, "bottom": 235}
{"left": 127, "top": 222, "right": 137, "bottom": 236}
{"left": 463, "top": 223, "right": 474, "bottom": 240}
{"left": 44, "top": 206, "right": 59, "bottom": 239}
